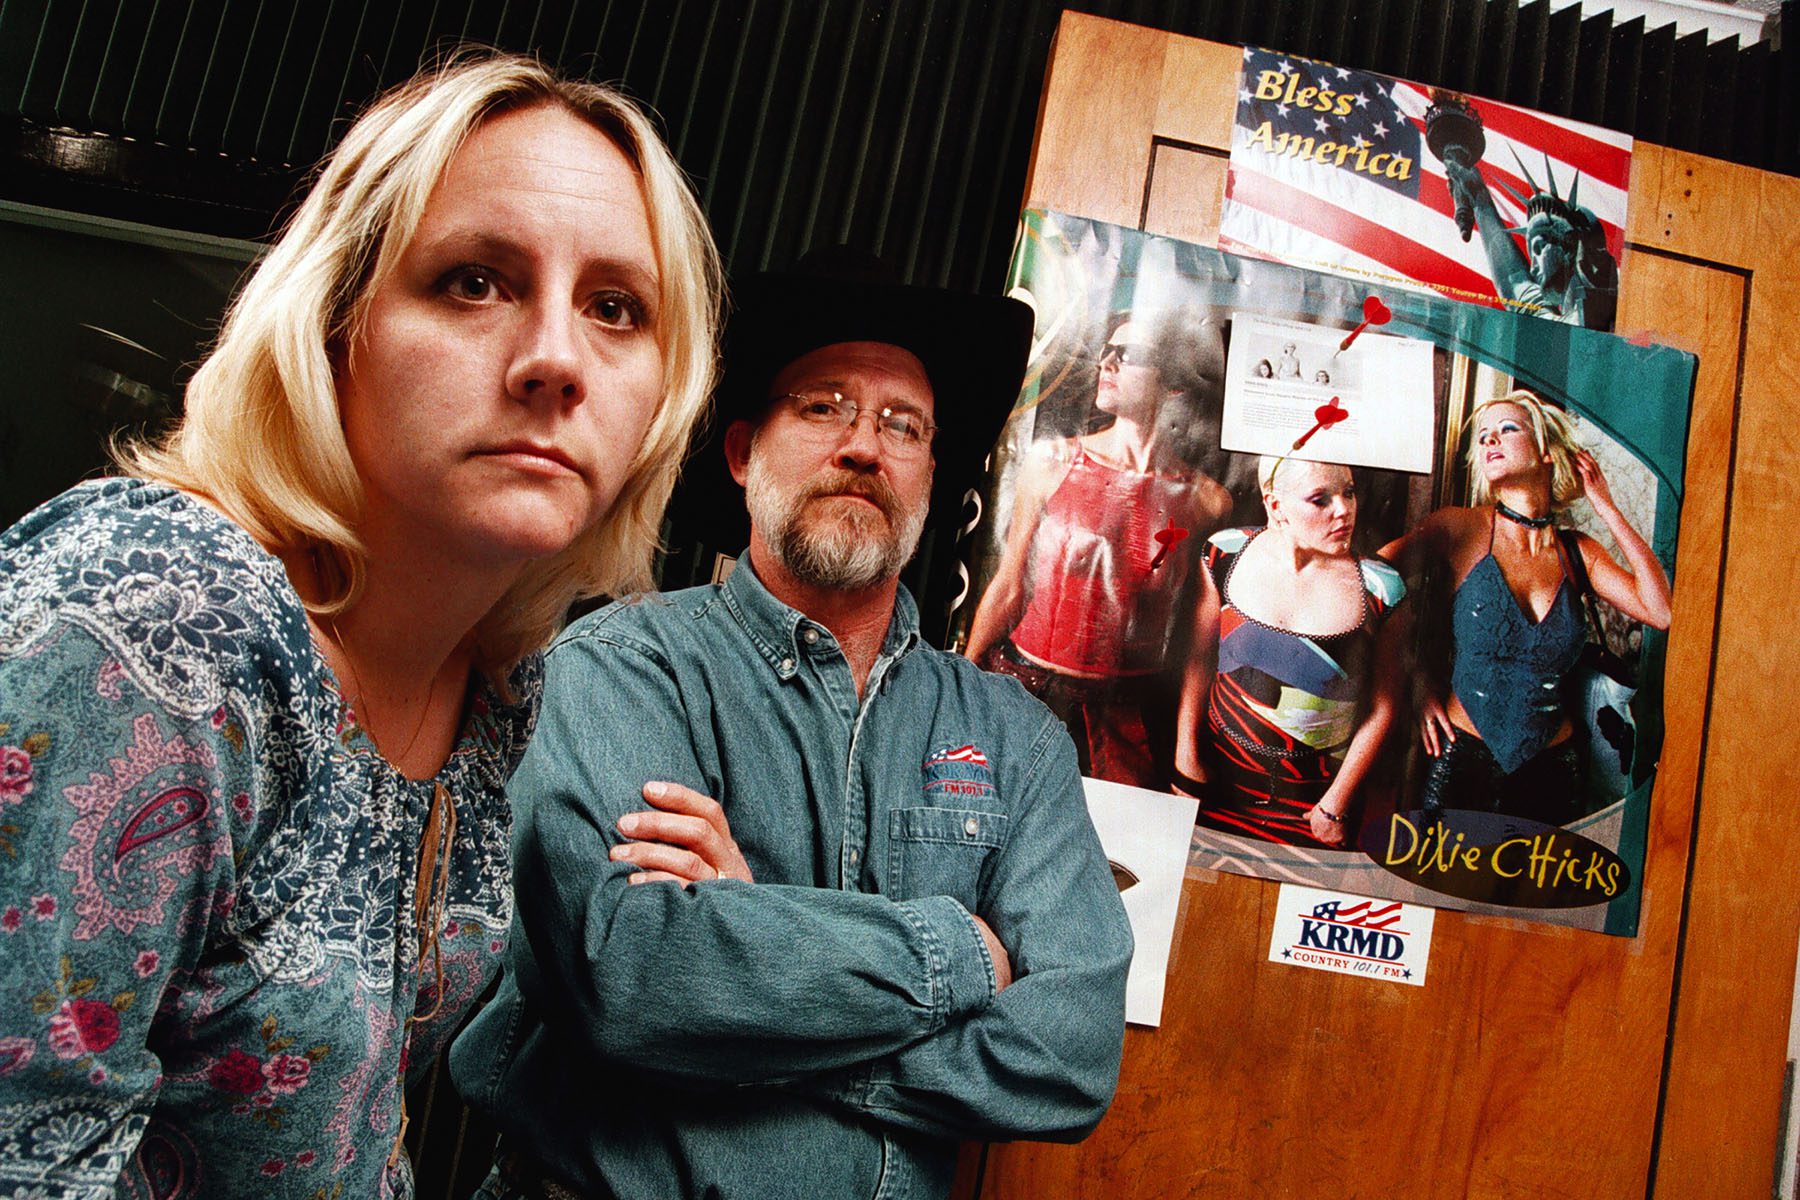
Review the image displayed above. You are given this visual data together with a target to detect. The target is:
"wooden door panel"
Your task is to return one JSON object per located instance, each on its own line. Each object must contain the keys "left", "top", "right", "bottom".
{"left": 1022, "top": 17, "right": 1167, "bottom": 225}
{"left": 1643, "top": 199, "right": 1800, "bottom": 1197}
{"left": 1141, "top": 143, "right": 1226, "bottom": 248}
{"left": 975, "top": 12, "right": 1788, "bottom": 1198}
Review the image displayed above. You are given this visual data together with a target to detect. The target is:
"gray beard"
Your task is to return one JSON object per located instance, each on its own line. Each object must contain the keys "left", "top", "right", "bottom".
{"left": 743, "top": 447, "right": 928, "bottom": 591}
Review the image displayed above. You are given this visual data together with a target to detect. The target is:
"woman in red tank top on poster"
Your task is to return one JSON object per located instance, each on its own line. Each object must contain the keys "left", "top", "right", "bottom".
{"left": 965, "top": 308, "right": 1234, "bottom": 789}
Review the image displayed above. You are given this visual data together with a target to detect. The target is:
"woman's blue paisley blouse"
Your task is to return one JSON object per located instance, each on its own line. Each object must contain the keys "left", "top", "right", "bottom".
{"left": 0, "top": 479, "right": 540, "bottom": 1198}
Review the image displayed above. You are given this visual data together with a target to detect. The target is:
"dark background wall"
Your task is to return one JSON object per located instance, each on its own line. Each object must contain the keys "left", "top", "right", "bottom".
{"left": 5, "top": 0, "right": 1798, "bottom": 283}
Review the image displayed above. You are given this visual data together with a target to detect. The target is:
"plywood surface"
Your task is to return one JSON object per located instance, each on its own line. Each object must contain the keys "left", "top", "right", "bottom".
{"left": 982, "top": 11, "right": 1800, "bottom": 1199}
{"left": 1639, "top": 150, "right": 1800, "bottom": 1199}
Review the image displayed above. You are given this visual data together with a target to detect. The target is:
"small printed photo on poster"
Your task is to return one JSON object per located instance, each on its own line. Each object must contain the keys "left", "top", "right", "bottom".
{"left": 1237, "top": 322, "right": 1352, "bottom": 388}
{"left": 953, "top": 210, "right": 1694, "bottom": 938}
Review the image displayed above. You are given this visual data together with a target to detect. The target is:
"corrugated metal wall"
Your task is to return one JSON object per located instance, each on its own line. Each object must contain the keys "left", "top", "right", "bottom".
{"left": 3, "top": 0, "right": 1797, "bottom": 294}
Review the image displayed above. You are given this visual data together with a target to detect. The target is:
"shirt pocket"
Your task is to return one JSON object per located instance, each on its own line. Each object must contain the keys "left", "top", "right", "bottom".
{"left": 887, "top": 807, "right": 1010, "bottom": 910}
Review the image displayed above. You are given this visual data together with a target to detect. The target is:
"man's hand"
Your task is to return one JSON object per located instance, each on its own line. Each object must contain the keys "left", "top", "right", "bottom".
{"left": 613, "top": 781, "right": 755, "bottom": 886}
{"left": 972, "top": 915, "right": 1013, "bottom": 994}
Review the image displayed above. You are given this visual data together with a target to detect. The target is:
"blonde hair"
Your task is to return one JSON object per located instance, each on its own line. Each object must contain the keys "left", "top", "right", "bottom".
{"left": 1257, "top": 454, "right": 1354, "bottom": 527}
{"left": 1463, "top": 389, "right": 1583, "bottom": 511}
{"left": 120, "top": 50, "right": 723, "bottom": 683}
{"left": 1257, "top": 454, "right": 1289, "bottom": 495}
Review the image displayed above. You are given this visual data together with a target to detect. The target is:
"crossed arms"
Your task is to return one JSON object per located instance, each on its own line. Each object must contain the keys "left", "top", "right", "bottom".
{"left": 503, "top": 617, "right": 1132, "bottom": 1142}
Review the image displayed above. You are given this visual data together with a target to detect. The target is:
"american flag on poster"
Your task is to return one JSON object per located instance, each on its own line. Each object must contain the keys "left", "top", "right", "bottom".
{"left": 1220, "top": 46, "right": 1632, "bottom": 329}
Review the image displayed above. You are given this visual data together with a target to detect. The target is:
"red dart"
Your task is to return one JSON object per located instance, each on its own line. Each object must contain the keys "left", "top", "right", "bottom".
{"left": 1292, "top": 396, "right": 1347, "bottom": 450}
{"left": 1335, "top": 294, "right": 1393, "bottom": 355}
{"left": 1148, "top": 523, "right": 1189, "bottom": 571}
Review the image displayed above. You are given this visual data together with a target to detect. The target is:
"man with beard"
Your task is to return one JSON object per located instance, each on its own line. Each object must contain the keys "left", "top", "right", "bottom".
{"left": 450, "top": 259, "right": 1133, "bottom": 1200}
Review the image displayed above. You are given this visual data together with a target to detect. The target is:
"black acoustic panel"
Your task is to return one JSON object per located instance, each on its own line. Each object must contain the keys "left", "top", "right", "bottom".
{"left": 1415, "top": 0, "right": 1453, "bottom": 85}
{"left": 1, "top": 0, "right": 1796, "bottom": 296}
{"left": 175, "top": 0, "right": 254, "bottom": 150}
{"left": 1443, "top": 0, "right": 1487, "bottom": 94}
{"left": 1270, "top": 0, "right": 1316, "bottom": 61}
{"left": 1575, "top": 9, "right": 1614, "bottom": 126}
{"left": 1781, "top": 0, "right": 1800, "bottom": 174}
{"left": 7, "top": 0, "right": 77, "bottom": 123}
{"left": 217, "top": 4, "right": 320, "bottom": 160}
{"left": 1322, "top": 0, "right": 1362, "bottom": 63}
{"left": 1344, "top": 0, "right": 1390, "bottom": 82}
{"left": 1247, "top": 0, "right": 1285, "bottom": 52}
{"left": 1475, "top": 0, "right": 1517, "bottom": 102}
{"left": 1378, "top": 0, "right": 1423, "bottom": 77}
{"left": 116, "top": 2, "right": 193, "bottom": 138}
{"left": 0, "top": 1, "right": 47, "bottom": 112}
{"left": 1701, "top": 35, "right": 1741, "bottom": 161}
{"left": 1734, "top": 37, "right": 1773, "bottom": 166}
{"left": 1511, "top": 0, "right": 1550, "bottom": 111}
{"left": 966, "top": 1, "right": 1066, "bottom": 278}
{"left": 909, "top": 0, "right": 1011, "bottom": 284}
{"left": 73, "top": 1, "right": 148, "bottom": 132}
{"left": 1605, "top": 15, "right": 1645, "bottom": 133}
{"left": 1541, "top": 1, "right": 1583, "bottom": 117}
{"left": 1667, "top": 29, "right": 1710, "bottom": 153}
{"left": 1223, "top": 0, "right": 1256, "bottom": 48}
{"left": 1636, "top": 19, "right": 1676, "bottom": 146}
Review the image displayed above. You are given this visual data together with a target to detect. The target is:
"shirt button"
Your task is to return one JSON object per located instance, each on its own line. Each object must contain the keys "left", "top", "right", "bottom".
{"left": 963, "top": 817, "right": 980, "bottom": 837}
{"left": 780, "top": 657, "right": 794, "bottom": 671}
{"left": 849, "top": 849, "right": 860, "bottom": 865}
{"left": 802, "top": 627, "right": 820, "bottom": 645}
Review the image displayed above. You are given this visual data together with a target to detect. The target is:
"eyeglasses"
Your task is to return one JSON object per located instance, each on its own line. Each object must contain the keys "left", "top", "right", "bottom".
{"left": 1098, "top": 342, "right": 1150, "bottom": 367}
{"left": 776, "top": 391, "right": 937, "bottom": 455}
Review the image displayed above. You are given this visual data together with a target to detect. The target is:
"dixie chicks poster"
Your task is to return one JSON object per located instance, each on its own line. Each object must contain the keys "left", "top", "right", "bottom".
{"left": 955, "top": 210, "right": 1692, "bottom": 936}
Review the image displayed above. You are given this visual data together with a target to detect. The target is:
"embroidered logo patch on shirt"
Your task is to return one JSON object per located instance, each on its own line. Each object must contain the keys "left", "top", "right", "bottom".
{"left": 923, "top": 743, "right": 996, "bottom": 800}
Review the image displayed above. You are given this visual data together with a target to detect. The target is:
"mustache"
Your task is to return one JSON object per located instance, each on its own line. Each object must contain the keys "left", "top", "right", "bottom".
{"left": 800, "top": 471, "right": 903, "bottom": 521}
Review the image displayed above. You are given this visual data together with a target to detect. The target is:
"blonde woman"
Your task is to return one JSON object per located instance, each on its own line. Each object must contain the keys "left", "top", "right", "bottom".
{"left": 0, "top": 53, "right": 720, "bottom": 1196}
{"left": 1379, "top": 390, "right": 1672, "bottom": 823}
{"left": 1174, "top": 456, "right": 1405, "bottom": 847}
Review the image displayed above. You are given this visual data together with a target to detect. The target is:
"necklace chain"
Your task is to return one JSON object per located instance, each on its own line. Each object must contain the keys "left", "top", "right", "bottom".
{"left": 323, "top": 616, "right": 437, "bottom": 765}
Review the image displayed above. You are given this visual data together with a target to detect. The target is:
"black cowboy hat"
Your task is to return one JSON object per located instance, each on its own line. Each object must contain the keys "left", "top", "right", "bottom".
{"left": 668, "top": 249, "right": 1034, "bottom": 553}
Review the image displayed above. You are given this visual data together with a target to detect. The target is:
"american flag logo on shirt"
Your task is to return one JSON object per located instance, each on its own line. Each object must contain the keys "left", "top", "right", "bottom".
{"left": 927, "top": 744, "right": 990, "bottom": 767}
{"left": 923, "top": 742, "right": 996, "bottom": 800}
{"left": 1220, "top": 46, "right": 1630, "bottom": 314}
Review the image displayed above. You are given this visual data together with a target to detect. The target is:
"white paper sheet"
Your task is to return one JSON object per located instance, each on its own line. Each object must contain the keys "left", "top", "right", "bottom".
{"left": 1222, "top": 311, "right": 1435, "bottom": 473}
{"left": 1081, "top": 777, "right": 1199, "bottom": 1027}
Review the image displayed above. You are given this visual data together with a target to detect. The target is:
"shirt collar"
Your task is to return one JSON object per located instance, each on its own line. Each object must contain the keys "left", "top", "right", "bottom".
{"left": 719, "top": 555, "right": 922, "bottom": 680}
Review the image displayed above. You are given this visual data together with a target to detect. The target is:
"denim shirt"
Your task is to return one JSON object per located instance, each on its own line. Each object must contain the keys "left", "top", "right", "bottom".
{"left": 449, "top": 562, "right": 1131, "bottom": 1200}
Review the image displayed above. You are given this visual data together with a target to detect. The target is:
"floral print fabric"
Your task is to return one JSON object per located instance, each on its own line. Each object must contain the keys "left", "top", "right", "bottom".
{"left": 0, "top": 480, "right": 538, "bottom": 1198}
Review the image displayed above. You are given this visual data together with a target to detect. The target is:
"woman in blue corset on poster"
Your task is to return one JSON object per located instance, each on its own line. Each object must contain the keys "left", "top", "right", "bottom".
{"left": 1379, "top": 390, "right": 1672, "bottom": 825}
